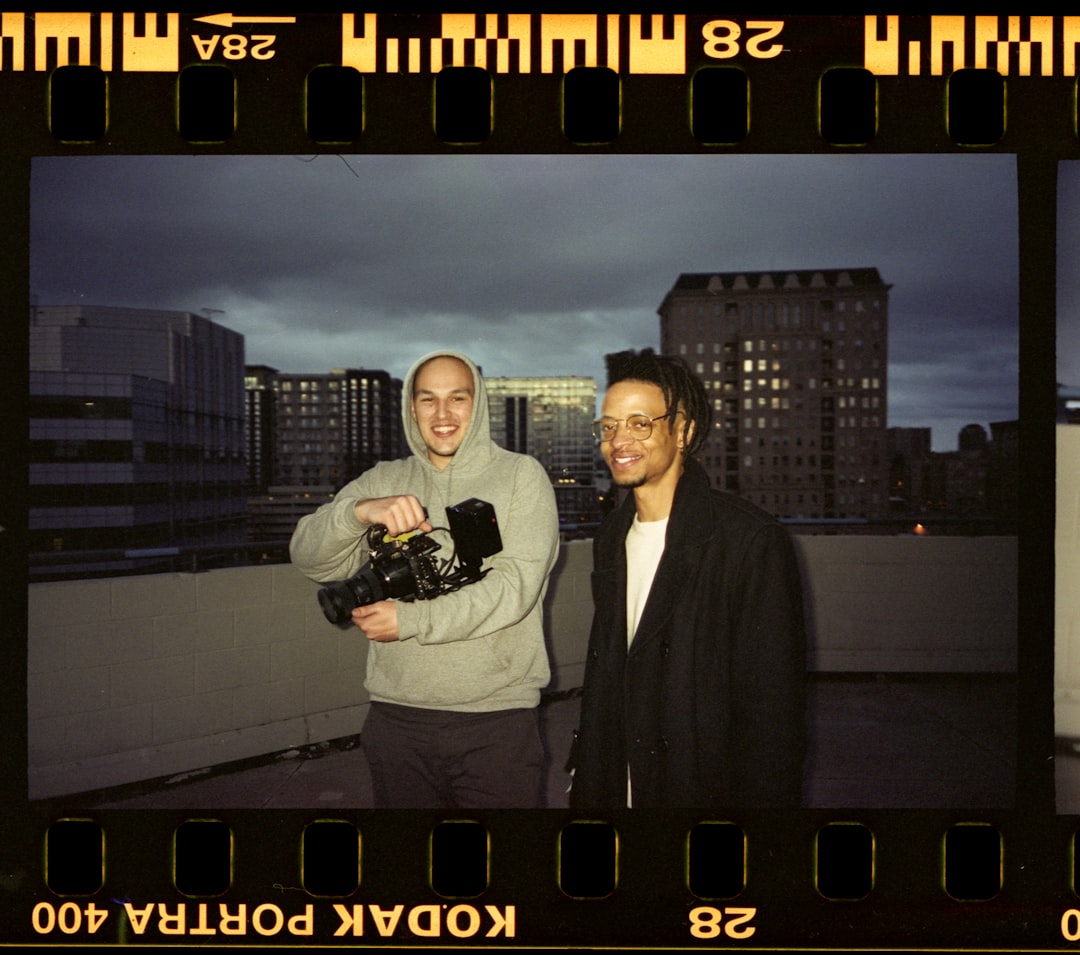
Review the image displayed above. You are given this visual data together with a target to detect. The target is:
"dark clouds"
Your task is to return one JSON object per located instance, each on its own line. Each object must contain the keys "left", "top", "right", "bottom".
{"left": 30, "top": 153, "right": 1018, "bottom": 450}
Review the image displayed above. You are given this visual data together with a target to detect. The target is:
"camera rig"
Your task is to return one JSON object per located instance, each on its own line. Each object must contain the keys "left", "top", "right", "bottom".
{"left": 316, "top": 498, "right": 503, "bottom": 626}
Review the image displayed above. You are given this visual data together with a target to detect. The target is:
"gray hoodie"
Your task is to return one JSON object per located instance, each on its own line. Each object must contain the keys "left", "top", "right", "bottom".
{"left": 289, "top": 350, "right": 559, "bottom": 712}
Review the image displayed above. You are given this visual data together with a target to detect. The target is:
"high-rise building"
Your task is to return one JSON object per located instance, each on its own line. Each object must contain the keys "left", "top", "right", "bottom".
{"left": 888, "top": 426, "right": 932, "bottom": 513}
{"left": 244, "top": 364, "right": 277, "bottom": 493}
{"left": 658, "top": 268, "right": 891, "bottom": 520}
{"left": 921, "top": 420, "right": 1017, "bottom": 525}
{"left": 265, "top": 368, "right": 403, "bottom": 489}
{"left": 29, "top": 305, "right": 247, "bottom": 577}
{"left": 245, "top": 367, "right": 405, "bottom": 543}
{"left": 987, "top": 419, "right": 1018, "bottom": 528}
{"left": 485, "top": 375, "right": 603, "bottom": 526}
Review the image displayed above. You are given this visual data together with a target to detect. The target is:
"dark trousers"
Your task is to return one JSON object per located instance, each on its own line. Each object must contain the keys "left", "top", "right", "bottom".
{"left": 360, "top": 702, "right": 545, "bottom": 809}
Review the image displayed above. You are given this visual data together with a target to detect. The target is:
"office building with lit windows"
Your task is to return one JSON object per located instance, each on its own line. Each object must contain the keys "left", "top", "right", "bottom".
{"left": 245, "top": 367, "right": 404, "bottom": 542}
{"left": 658, "top": 268, "right": 891, "bottom": 520}
{"left": 29, "top": 305, "right": 247, "bottom": 577}
{"left": 484, "top": 375, "right": 603, "bottom": 526}
{"left": 245, "top": 364, "right": 277, "bottom": 494}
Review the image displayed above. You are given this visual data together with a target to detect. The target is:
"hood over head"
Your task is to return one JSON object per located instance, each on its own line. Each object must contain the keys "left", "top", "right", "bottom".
{"left": 402, "top": 349, "right": 492, "bottom": 471}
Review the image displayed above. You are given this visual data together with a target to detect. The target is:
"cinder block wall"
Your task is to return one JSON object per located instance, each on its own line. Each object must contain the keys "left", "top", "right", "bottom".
{"left": 27, "top": 562, "right": 372, "bottom": 801}
{"left": 1057, "top": 424, "right": 1080, "bottom": 738}
{"left": 28, "top": 536, "right": 1015, "bottom": 799}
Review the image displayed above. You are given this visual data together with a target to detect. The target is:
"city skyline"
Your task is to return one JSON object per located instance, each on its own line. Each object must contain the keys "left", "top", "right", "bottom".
{"left": 30, "top": 153, "right": 1018, "bottom": 451}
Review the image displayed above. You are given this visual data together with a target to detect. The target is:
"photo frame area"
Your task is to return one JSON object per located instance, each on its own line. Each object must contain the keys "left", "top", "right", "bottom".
{"left": 2, "top": 12, "right": 1070, "bottom": 951}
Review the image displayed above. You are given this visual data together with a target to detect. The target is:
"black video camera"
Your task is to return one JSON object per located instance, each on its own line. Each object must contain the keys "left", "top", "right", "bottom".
{"left": 316, "top": 498, "right": 503, "bottom": 626}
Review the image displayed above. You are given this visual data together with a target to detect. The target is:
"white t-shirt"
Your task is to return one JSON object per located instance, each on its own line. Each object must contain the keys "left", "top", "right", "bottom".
{"left": 624, "top": 513, "right": 668, "bottom": 806}
{"left": 625, "top": 514, "right": 668, "bottom": 646}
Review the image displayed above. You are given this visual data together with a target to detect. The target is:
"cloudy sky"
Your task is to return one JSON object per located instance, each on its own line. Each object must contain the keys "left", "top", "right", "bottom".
{"left": 30, "top": 153, "right": 1019, "bottom": 451}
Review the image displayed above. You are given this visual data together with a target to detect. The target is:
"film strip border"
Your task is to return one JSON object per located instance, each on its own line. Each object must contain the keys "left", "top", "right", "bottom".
{"left": 0, "top": 9, "right": 1070, "bottom": 950}
{"left": 0, "top": 12, "right": 1077, "bottom": 150}
{"left": 25, "top": 810, "right": 1080, "bottom": 947}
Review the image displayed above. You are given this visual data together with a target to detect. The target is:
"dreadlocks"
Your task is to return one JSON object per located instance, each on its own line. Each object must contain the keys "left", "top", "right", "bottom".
{"left": 604, "top": 348, "right": 712, "bottom": 458}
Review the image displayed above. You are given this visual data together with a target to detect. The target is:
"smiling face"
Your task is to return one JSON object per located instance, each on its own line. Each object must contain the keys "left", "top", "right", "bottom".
{"left": 410, "top": 356, "right": 475, "bottom": 469}
{"left": 599, "top": 380, "right": 688, "bottom": 503}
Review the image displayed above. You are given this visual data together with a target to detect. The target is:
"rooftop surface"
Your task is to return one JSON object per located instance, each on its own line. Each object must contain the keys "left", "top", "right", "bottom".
{"left": 37, "top": 673, "right": 1018, "bottom": 812}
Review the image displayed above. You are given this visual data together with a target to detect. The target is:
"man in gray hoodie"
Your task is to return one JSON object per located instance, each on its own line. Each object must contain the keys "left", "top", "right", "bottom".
{"left": 290, "top": 350, "right": 559, "bottom": 808}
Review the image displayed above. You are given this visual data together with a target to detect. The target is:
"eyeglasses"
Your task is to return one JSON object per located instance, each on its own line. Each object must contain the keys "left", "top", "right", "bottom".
{"left": 592, "top": 412, "right": 679, "bottom": 443}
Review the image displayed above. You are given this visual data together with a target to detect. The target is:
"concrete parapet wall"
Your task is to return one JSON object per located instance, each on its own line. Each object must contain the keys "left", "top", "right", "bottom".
{"left": 797, "top": 535, "right": 1016, "bottom": 672}
{"left": 28, "top": 535, "right": 1015, "bottom": 799}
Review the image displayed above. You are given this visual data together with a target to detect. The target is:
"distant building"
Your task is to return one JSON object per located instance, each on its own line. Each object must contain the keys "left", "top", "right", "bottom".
{"left": 245, "top": 364, "right": 277, "bottom": 493}
{"left": 926, "top": 440, "right": 987, "bottom": 514}
{"left": 658, "top": 268, "right": 891, "bottom": 519}
{"left": 958, "top": 422, "right": 989, "bottom": 452}
{"left": 29, "top": 305, "right": 247, "bottom": 577}
{"left": 245, "top": 366, "right": 404, "bottom": 543}
{"left": 247, "top": 367, "right": 403, "bottom": 492}
{"left": 888, "top": 426, "right": 932, "bottom": 512}
{"left": 919, "top": 421, "right": 1018, "bottom": 527}
{"left": 987, "top": 419, "right": 1018, "bottom": 528}
{"left": 484, "top": 375, "right": 604, "bottom": 526}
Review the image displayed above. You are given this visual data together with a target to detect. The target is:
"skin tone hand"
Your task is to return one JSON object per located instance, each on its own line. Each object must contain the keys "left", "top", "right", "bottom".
{"left": 354, "top": 495, "right": 433, "bottom": 536}
{"left": 350, "top": 495, "right": 427, "bottom": 642}
{"left": 352, "top": 601, "right": 399, "bottom": 642}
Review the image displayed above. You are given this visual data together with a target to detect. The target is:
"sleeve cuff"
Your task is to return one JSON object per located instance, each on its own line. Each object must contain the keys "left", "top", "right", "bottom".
{"left": 394, "top": 600, "right": 420, "bottom": 641}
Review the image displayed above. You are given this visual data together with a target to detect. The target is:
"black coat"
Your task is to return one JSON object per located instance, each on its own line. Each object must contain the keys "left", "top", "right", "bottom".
{"left": 569, "top": 460, "right": 807, "bottom": 809}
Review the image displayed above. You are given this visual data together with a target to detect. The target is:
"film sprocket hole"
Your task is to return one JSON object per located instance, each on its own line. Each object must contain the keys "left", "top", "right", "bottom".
{"left": 316, "top": 498, "right": 502, "bottom": 625}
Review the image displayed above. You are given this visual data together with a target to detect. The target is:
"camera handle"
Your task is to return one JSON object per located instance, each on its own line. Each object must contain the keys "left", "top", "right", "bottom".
{"left": 365, "top": 505, "right": 431, "bottom": 548}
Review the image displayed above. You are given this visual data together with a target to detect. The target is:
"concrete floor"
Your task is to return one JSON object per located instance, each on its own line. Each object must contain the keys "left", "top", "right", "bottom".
{"left": 40, "top": 673, "right": 1018, "bottom": 811}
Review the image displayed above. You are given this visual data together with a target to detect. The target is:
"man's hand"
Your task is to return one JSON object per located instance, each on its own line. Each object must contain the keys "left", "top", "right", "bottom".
{"left": 354, "top": 495, "right": 433, "bottom": 537}
{"left": 352, "top": 600, "right": 400, "bottom": 642}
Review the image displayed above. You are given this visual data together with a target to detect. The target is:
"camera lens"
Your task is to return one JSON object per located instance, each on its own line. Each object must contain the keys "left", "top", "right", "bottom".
{"left": 317, "top": 568, "right": 384, "bottom": 625}
{"left": 314, "top": 538, "right": 440, "bottom": 626}
{"left": 317, "top": 581, "right": 358, "bottom": 625}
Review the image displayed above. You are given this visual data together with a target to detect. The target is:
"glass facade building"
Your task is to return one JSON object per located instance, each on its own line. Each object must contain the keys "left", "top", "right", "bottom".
{"left": 485, "top": 375, "right": 602, "bottom": 525}
{"left": 29, "top": 305, "right": 247, "bottom": 577}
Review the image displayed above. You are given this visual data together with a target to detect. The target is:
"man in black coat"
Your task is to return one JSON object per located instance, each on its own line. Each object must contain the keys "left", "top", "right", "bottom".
{"left": 569, "top": 349, "right": 806, "bottom": 809}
